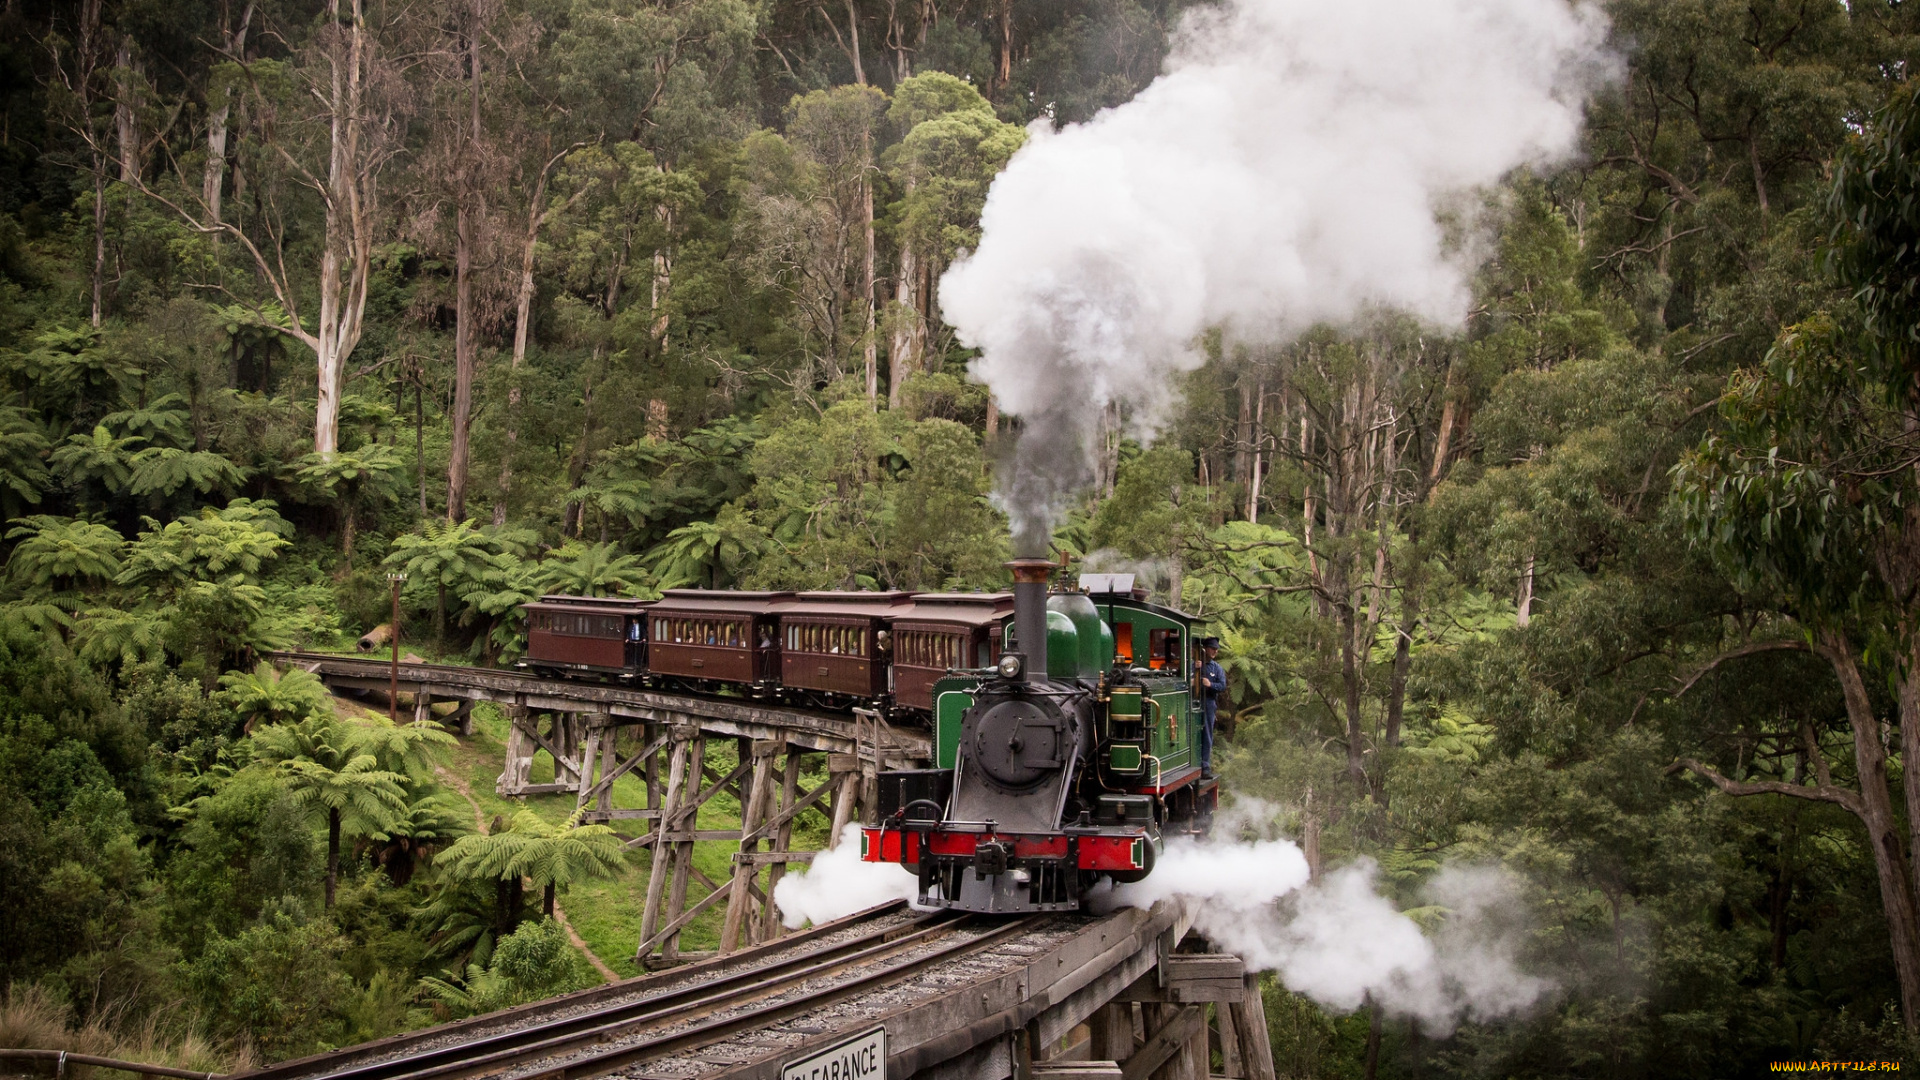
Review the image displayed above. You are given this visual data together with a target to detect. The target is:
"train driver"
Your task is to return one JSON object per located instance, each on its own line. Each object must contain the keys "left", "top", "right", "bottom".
{"left": 1196, "top": 636, "right": 1226, "bottom": 779}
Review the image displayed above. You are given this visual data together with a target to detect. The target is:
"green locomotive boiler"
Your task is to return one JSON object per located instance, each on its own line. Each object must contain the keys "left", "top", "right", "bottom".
{"left": 862, "top": 559, "right": 1218, "bottom": 913}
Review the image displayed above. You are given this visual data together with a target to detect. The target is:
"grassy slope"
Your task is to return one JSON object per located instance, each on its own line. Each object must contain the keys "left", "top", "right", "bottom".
{"left": 443, "top": 703, "right": 837, "bottom": 980}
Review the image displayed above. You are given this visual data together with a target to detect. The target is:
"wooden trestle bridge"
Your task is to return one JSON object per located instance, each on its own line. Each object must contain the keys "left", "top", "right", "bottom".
{"left": 276, "top": 651, "right": 928, "bottom": 965}
{"left": 273, "top": 653, "right": 1279, "bottom": 1080}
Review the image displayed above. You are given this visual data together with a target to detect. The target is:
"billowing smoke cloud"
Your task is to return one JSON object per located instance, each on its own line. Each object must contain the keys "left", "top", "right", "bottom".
{"left": 1109, "top": 837, "right": 1551, "bottom": 1031}
{"left": 772, "top": 825, "right": 919, "bottom": 929}
{"left": 939, "top": 0, "right": 1613, "bottom": 551}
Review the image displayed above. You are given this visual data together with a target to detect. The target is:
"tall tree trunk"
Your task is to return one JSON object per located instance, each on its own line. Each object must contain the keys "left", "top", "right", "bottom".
{"left": 311, "top": 0, "right": 380, "bottom": 455}
{"left": 843, "top": 0, "right": 866, "bottom": 85}
{"left": 113, "top": 39, "right": 138, "bottom": 183}
{"left": 1429, "top": 358, "right": 1457, "bottom": 485}
{"left": 651, "top": 205, "right": 672, "bottom": 351}
{"left": 1822, "top": 631, "right": 1920, "bottom": 1028}
{"left": 92, "top": 167, "right": 106, "bottom": 327}
{"left": 889, "top": 233, "right": 918, "bottom": 409}
{"left": 1235, "top": 378, "right": 1253, "bottom": 486}
{"left": 1898, "top": 639, "right": 1920, "bottom": 933}
{"left": 498, "top": 145, "right": 583, "bottom": 524}
{"left": 861, "top": 152, "right": 878, "bottom": 406}
{"left": 79, "top": 0, "right": 106, "bottom": 327}
{"left": 1341, "top": 599, "right": 1366, "bottom": 792}
{"left": 1246, "top": 380, "right": 1265, "bottom": 521}
{"left": 416, "top": 375, "right": 427, "bottom": 515}
{"left": 202, "top": 4, "right": 253, "bottom": 227}
{"left": 994, "top": 0, "right": 1012, "bottom": 94}
{"left": 326, "top": 807, "right": 341, "bottom": 908}
{"left": 446, "top": 6, "right": 482, "bottom": 521}
{"left": 1516, "top": 553, "right": 1535, "bottom": 628}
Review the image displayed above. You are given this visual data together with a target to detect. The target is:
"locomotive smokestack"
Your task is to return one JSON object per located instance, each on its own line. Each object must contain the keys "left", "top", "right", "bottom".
{"left": 1007, "top": 558, "right": 1052, "bottom": 680}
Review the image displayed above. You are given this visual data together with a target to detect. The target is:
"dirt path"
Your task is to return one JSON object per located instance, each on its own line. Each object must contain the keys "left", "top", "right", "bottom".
{"left": 430, "top": 761, "right": 622, "bottom": 984}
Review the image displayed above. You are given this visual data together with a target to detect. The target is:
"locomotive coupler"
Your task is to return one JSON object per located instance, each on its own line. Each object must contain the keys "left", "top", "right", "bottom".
{"left": 974, "top": 841, "right": 1012, "bottom": 876}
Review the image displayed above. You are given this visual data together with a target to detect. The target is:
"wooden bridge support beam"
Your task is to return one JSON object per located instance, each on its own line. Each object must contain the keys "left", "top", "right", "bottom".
{"left": 762, "top": 747, "right": 803, "bottom": 940}
{"left": 720, "top": 740, "right": 779, "bottom": 953}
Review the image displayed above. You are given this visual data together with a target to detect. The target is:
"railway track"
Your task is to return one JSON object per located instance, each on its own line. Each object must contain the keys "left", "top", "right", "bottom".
{"left": 274, "top": 650, "right": 930, "bottom": 760}
{"left": 245, "top": 903, "right": 1055, "bottom": 1080}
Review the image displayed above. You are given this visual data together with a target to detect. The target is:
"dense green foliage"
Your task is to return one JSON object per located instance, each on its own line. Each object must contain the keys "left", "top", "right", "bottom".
{"left": 3, "top": 0, "right": 1920, "bottom": 1074}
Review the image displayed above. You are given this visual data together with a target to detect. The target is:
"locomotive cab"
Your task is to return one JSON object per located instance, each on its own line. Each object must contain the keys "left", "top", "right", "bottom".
{"left": 863, "top": 561, "right": 1217, "bottom": 914}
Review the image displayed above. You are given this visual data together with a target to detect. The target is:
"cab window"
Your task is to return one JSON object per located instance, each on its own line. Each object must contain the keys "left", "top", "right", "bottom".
{"left": 1147, "top": 629, "right": 1181, "bottom": 671}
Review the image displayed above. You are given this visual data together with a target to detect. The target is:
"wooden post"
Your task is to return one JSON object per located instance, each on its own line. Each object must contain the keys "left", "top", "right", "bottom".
{"left": 1182, "top": 1007, "right": 1208, "bottom": 1080}
{"left": 638, "top": 727, "right": 693, "bottom": 956}
{"left": 664, "top": 734, "right": 707, "bottom": 961}
{"left": 761, "top": 747, "right": 803, "bottom": 939}
{"left": 597, "top": 724, "right": 617, "bottom": 814}
{"left": 1217, "top": 1001, "right": 1242, "bottom": 1079}
{"left": 720, "top": 740, "right": 779, "bottom": 953}
{"left": 645, "top": 724, "right": 661, "bottom": 842}
{"left": 498, "top": 703, "right": 534, "bottom": 795}
{"left": 1230, "top": 975, "right": 1276, "bottom": 1080}
{"left": 1090, "top": 1003, "right": 1134, "bottom": 1062}
{"left": 575, "top": 720, "right": 603, "bottom": 804}
{"left": 826, "top": 762, "right": 860, "bottom": 848}
{"left": 452, "top": 699, "right": 473, "bottom": 736}
{"left": 412, "top": 690, "right": 433, "bottom": 726}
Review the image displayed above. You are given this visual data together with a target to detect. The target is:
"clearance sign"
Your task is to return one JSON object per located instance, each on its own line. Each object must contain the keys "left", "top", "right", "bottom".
{"left": 781, "top": 1026, "right": 887, "bottom": 1080}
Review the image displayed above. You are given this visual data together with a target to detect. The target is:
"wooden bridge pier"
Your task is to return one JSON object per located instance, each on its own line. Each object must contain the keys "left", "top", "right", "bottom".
{"left": 497, "top": 706, "right": 913, "bottom": 965}
{"left": 276, "top": 652, "right": 927, "bottom": 966}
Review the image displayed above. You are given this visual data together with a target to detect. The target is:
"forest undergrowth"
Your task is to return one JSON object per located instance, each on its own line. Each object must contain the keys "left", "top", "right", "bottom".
{"left": 5, "top": 0, "right": 1920, "bottom": 1074}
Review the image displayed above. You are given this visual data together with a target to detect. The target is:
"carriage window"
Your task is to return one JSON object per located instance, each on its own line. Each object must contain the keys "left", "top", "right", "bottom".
{"left": 1147, "top": 629, "right": 1181, "bottom": 670}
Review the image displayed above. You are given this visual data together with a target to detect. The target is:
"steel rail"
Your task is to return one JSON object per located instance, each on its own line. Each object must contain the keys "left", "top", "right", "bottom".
{"left": 293, "top": 914, "right": 965, "bottom": 1080}
{"left": 243, "top": 903, "right": 917, "bottom": 1080}
{"left": 345, "top": 915, "right": 1050, "bottom": 1080}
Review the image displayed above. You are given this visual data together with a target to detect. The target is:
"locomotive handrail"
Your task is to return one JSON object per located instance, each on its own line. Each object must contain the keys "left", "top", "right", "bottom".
{"left": 899, "top": 799, "right": 945, "bottom": 831}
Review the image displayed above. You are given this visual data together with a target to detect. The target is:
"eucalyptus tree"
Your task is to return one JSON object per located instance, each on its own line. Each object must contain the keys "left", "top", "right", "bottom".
{"left": 882, "top": 73, "right": 1024, "bottom": 405}
{"left": 123, "top": 0, "right": 415, "bottom": 455}
{"left": 1673, "top": 82, "right": 1920, "bottom": 1027}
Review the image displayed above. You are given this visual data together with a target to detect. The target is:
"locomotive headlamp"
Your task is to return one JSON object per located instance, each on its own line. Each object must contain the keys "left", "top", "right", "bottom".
{"left": 997, "top": 653, "right": 1022, "bottom": 679}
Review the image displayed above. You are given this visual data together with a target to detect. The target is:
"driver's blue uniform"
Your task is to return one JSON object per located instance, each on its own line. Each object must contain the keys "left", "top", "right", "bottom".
{"left": 1198, "top": 658, "right": 1226, "bottom": 775}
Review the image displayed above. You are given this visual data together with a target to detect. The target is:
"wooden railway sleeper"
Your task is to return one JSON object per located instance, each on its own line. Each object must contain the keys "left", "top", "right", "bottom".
{"left": 302, "top": 914, "right": 987, "bottom": 1080}
{"left": 376, "top": 916, "right": 1051, "bottom": 1080}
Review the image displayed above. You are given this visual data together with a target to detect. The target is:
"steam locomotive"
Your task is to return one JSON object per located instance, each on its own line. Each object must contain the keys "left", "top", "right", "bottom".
{"left": 519, "top": 560, "right": 1217, "bottom": 915}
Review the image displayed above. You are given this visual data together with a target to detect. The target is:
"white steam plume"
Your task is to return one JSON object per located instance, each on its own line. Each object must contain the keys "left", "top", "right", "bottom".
{"left": 940, "top": 0, "right": 1613, "bottom": 551}
{"left": 772, "top": 825, "right": 920, "bottom": 929}
{"left": 1107, "top": 827, "right": 1551, "bottom": 1031}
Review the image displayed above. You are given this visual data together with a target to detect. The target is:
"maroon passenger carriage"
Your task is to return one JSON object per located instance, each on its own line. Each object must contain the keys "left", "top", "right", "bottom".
{"left": 776, "top": 591, "right": 912, "bottom": 708}
{"left": 517, "top": 587, "right": 1017, "bottom": 718}
{"left": 516, "top": 577, "right": 1209, "bottom": 914}
{"left": 890, "top": 593, "right": 1013, "bottom": 713}
{"left": 522, "top": 594, "right": 650, "bottom": 675}
{"left": 646, "top": 589, "right": 793, "bottom": 693}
